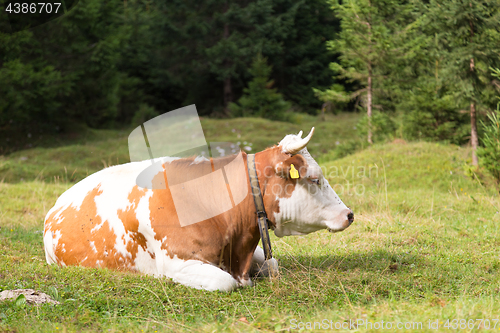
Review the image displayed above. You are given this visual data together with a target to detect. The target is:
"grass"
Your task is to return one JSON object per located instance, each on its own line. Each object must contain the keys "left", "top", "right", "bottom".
{"left": 0, "top": 113, "right": 361, "bottom": 183}
{"left": 1, "top": 113, "right": 500, "bottom": 332}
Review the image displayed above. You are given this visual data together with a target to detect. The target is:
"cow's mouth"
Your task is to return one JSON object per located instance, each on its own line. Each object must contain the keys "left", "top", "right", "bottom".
{"left": 326, "top": 227, "right": 340, "bottom": 233}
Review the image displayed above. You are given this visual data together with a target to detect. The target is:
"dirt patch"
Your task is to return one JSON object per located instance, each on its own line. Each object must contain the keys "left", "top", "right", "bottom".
{"left": 392, "top": 138, "right": 407, "bottom": 145}
{"left": 0, "top": 289, "right": 60, "bottom": 305}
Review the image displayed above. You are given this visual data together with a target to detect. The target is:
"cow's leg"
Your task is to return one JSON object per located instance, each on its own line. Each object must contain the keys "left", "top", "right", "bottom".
{"left": 164, "top": 259, "right": 239, "bottom": 292}
{"left": 250, "top": 246, "right": 279, "bottom": 277}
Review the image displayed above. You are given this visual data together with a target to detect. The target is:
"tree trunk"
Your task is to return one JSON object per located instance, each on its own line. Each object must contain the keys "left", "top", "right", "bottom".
{"left": 469, "top": 7, "right": 478, "bottom": 166}
{"left": 223, "top": 22, "right": 232, "bottom": 115}
{"left": 224, "top": 76, "right": 232, "bottom": 114}
{"left": 367, "top": 63, "right": 373, "bottom": 144}
{"left": 470, "top": 99, "right": 479, "bottom": 166}
{"left": 435, "top": 33, "right": 439, "bottom": 94}
{"left": 366, "top": 4, "right": 373, "bottom": 145}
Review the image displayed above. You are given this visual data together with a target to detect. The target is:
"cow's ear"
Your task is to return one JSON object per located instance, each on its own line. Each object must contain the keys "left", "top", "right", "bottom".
{"left": 275, "top": 154, "right": 308, "bottom": 179}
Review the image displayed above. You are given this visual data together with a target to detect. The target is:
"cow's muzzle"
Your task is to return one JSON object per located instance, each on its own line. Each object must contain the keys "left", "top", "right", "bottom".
{"left": 326, "top": 209, "right": 355, "bottom": 233}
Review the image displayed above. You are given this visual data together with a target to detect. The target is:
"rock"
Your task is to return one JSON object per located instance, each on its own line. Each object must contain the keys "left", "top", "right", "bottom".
{"left": 0, "top": 289, "right": 60, "bottom": 305}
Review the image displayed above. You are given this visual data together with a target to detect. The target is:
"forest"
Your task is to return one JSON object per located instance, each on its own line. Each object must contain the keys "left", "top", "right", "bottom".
{"left": 1, "top": 0, "right": 500, "bottom": 172}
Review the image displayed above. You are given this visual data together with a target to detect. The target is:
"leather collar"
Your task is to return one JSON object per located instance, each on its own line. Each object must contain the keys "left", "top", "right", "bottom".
{"left": 246, "top": 154, "right": 273, "bottom": 260}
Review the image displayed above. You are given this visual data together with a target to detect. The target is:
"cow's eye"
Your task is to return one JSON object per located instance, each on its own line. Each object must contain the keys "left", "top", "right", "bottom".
{"left": 309, "top": 178, "right": 320, "bottom": 186}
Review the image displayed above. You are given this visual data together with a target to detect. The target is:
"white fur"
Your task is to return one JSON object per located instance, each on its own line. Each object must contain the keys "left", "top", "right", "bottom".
{"left": 164, "top": 257, "right": 238, "bottom": 291}
{"left": 43, "top": 229, "right": 58, "bottom": 264}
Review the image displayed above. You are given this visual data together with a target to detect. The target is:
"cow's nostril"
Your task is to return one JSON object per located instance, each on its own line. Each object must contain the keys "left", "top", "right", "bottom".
{"left": 347, "top": 212, "right": 354, "bottom": 224}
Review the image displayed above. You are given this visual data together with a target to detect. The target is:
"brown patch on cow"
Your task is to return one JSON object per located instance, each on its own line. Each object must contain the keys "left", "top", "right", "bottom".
{"left": 44, "top": 206, "right": 64, "bottom": 235}
{"left": 274, "top": 154, "right": 308, "bottom": 179}
{"left": 117, "top": 185, "right": 150, "bottom": 261}
{"left": 44, "top": 185, "right": 149, "bottom": 270}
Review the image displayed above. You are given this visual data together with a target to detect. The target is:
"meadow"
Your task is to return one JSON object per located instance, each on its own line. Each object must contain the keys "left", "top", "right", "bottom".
{"left": 1, "top": 113, "right": 499, "bottom": 332}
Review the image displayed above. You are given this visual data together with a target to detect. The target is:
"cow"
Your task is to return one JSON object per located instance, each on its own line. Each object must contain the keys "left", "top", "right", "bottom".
{"left": 43, "top": 128, "right": 354, "bottom": 291}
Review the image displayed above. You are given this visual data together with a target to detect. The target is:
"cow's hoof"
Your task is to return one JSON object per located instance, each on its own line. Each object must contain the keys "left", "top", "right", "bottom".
{"left": 238, "top": 277, "right": 253, "bottom": 287}
{"left": 253, "top": 258, "right": 279, "bottom": 277}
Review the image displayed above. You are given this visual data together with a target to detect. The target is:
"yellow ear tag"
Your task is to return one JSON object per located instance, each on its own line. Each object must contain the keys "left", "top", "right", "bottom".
{"left": 290, "top": 164, "right": 299, "bottom": 179}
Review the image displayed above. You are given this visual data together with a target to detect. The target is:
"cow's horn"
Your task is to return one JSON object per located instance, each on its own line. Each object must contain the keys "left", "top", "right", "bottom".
{"left": 297, "top": 130, "right": 303, "bottom": 138}
{"left": 284, "top": 127, "right": 315, "bottom": 154}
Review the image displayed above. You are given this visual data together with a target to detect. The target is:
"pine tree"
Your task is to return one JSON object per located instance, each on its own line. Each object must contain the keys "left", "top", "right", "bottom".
{"left": 204, "top": 0, "right": 300, "bottom": 115}
{"left": 315, "top": 0, "right": 405, "bottom": 144}
{"left": 271, "top": 0, "right": 340, "bottom": 111}
{"left": 0, "top": 0, "right": 128, "bottom": 130}
{"left": 229, "top": 54, "right": 291, "bottom": 120}
{"left": 423, "top": 0, "right": 500, "bottom": 165}
{"left": 392, "top": 17, "right": 472, "bottom": 145}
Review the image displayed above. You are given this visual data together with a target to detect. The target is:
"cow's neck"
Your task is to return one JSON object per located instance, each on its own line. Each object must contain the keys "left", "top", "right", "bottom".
{"left": 212, "top": 150, "right": 280, "bottom": 281}
{"left": 197, "top": 148, "right": 283, "bottom": 281}
{"left": 253, "top": 147, "right": 284, "bottom": 228}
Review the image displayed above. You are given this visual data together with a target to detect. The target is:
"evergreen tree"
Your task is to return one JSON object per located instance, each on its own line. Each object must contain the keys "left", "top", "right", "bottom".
{"left": 152, "top": 0, "right": 335, "bottom": 116}
{"left": 229, "top": 54, "right": 291, "bottom": 120}
{"left": 315, "top": 0, "right": 406, "bottom": 144}
{"left": 393, "top": 21, "right": 472, "bottom": 145}
{"left": 423, "top": 0, "right": 500, "bottom": 165}
{"left": 0, "top": 0, "right": 129, "bottom": 130}
{"left": 203, "top": 0, "right": 300, "bottom": 115}
{"left": 271, "top": 0, "right": 340, "bottom": 111}
{"left": 0, "top": 30, "right": 69, "bottom": 129}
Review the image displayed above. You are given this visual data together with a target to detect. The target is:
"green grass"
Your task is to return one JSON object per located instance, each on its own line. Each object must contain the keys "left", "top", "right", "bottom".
{"left": 1, "top": 113, "right": 500, "bottom": 332}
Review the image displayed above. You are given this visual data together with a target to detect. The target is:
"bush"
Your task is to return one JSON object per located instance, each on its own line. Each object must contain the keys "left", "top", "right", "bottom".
{"left": 477, "top": 109, "right": 500, "bottom": 183}
{"left": 317, "top": 140, "right": 365, "bottom": 164}
{"left": 131, "top": 104, "right": 158, "bottom": 126}
{"left": 357, "top": 111, "right": 397, "bottom": 143}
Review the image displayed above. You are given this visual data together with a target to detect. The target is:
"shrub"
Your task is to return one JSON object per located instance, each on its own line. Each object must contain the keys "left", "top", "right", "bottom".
{"left": 317, "top": 140, "right": 364, "bottom": 164}
{"left": 131, "top": 104, "right": 158, "bottom": 126}
{"left": 357, "top": 111, "right": 397, "bottom": 143}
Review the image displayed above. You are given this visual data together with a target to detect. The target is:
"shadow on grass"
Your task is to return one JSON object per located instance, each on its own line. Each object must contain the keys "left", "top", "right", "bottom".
{"left": 286, "top": 250, "right": 424, "bottom": 273}
{"left": 270, "top": 249, "right": 484, "bottom": 304}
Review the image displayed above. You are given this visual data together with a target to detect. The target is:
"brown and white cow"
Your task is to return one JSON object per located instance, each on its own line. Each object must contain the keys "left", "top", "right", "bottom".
{"left": 43, "top": 128, "right": 354, "bottom": 291}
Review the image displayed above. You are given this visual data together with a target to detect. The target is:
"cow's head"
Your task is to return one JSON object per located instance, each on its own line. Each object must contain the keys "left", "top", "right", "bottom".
{"left": 261, "top": 128, "right": 354, "bottom": 237}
